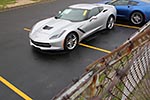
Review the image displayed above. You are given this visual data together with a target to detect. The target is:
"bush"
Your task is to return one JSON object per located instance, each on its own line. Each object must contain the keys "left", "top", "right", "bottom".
{"left": 0, "top": 0, "right": 16, "bottom": 9}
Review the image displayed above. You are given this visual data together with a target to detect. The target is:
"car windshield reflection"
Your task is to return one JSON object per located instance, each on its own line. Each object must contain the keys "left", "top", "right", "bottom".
{"left": 56, "top": 8, "right": 89, "bottom": 22}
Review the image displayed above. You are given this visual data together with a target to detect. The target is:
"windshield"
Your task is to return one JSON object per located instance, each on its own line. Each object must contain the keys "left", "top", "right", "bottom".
{"left": 56, "top": 8, "right": 89, "bottom": 22}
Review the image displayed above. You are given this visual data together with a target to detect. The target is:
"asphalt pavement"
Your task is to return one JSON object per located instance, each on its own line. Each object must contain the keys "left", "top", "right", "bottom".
{"left": 0, "top": 0, "right": 137, "bottom": 100}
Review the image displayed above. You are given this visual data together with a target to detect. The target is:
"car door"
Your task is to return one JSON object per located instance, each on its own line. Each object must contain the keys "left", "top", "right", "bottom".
{"left": 112, "top": 0, "right": 132, "bottom": 19}
{"left": 80, "top": 7, "right": 103, "bottom": 35}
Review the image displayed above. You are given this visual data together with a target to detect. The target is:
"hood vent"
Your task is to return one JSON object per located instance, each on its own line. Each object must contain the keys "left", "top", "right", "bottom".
{"left": 43, "top": 25, "right": 53, "bottom": 30}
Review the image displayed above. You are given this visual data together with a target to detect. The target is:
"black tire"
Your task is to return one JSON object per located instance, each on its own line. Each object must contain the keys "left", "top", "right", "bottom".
{"left": 130, "top": 11, "right": 144, "bottom": 25}
{"left": 64, "top": 33, "right": 78, "bottom": 51}
{"left": 106, "top": 15, "right": 115, "bottom": 30}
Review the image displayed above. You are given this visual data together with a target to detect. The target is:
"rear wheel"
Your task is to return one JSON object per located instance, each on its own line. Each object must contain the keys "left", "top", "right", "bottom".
{"left": 64, "top": 33, "right": 78, "bottom": 51}
{"left": 130, "top": 11, "right": 144, "bottom": 25}
{"left": 106, "top": 16, "right": 115, "bottom": 30}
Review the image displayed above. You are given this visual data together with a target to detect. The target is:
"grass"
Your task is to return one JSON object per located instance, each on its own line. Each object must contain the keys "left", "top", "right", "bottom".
{"left": 0, "top": 0, "right": 16, "bottom": 9}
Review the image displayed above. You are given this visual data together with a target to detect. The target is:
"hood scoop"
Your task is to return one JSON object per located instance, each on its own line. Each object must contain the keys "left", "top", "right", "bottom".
{"left": 43, "top": 25, "right": 53, "bottom": 30}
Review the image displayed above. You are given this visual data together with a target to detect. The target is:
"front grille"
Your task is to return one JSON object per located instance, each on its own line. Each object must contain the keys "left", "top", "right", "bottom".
{"left": 31, "top": 40, "right": 51, "bottom": 47}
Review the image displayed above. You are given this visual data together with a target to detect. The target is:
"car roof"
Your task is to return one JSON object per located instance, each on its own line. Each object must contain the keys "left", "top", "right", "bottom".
{"left": 69, "top": 4, "right": 99, "bottom": 10}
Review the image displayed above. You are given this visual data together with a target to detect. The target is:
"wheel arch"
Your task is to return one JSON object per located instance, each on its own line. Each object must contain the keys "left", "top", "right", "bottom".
{"left": 69, "top": 31, "right": 79, "bottom": 41}
{"left": 109, "top": 14, "right": 116, "bottom": 21}
{"left": 63, "top": 30, "right": 79, "bottom": 41}
{"left": 106, "top": 14, "right": 116, "bottom": 25}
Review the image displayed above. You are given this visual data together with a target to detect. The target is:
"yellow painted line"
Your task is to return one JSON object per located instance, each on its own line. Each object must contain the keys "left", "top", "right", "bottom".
{"left": 24, "top": 28, "right": 31, "bottom": 32}
{"left": 0, "top": 76, "right": 32, "bottom": 100}
{"left": 79, "top": 43, "right": 111, "bottom": 54}
{"left": 115, "top": 23, "right": 140, "bottom": 29}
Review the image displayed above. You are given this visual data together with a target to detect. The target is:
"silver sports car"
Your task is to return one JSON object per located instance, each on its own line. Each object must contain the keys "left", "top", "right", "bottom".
{"left": 29, "top": 4, "right": 116, "bottom": 51}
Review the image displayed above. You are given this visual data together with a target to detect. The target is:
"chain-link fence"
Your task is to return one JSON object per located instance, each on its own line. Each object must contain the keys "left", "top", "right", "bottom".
{"left": 53, "top": 21, "right": 150, "bottom": 100}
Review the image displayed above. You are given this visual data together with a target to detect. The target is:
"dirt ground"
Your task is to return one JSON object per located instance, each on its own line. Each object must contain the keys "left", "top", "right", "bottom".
{"left": 7, "top": 0, "right": 40, "bottom": 8}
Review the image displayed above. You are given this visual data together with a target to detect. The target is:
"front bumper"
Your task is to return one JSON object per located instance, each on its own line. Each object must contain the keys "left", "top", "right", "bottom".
{"left": 30, "top": 39, "right": 64, "bottom": 50}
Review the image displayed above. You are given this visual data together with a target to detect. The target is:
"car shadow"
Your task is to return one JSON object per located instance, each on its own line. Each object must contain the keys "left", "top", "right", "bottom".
{"left": 116, "top": 18, "right": 144, "bottom": 27}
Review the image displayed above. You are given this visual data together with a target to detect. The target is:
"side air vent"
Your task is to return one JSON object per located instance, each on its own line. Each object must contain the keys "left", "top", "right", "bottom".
{"left": 103, "top": 9, "right": 108, "bottom": 13}
{"left": 43, "top": 25, "right": 53, "bottom": 30}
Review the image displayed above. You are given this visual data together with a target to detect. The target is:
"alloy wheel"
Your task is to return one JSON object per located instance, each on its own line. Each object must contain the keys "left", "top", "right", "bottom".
{"left": 131, "top": 12, "right": 144, "bottom": 25}
{"left": 107, "top": 16, "right": 115, "bottom": 30}
{"left": 65, "top": 33, "right": 78, "bottom": 50}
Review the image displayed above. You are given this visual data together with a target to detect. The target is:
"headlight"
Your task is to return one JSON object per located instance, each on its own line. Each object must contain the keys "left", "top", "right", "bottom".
{"left": 49, "top": 30, "right": 66, "bottom": 40}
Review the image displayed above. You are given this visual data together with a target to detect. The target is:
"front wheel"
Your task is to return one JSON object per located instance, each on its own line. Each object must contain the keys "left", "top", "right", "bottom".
{"left": 130, "top": 11, "right": 144, "bottom": 25}
{"left": 106, "top": 16, "right": 115, "bottom": 30}
{"left": 64, "top": 33, "right": 78, "bottom": 51}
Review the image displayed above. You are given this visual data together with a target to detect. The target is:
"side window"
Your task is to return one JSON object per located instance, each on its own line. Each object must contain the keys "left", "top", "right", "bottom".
{"left": 98, "top": 7, "right": 104, "bottom": 12}
{"left": 88, "top": 8, "right": 100, "bottom": 19}
{"left": 129, "top": 1, "right": 138, "bottom": 5}
{"left": 111, "top": 0, "right": 129, "bottom": 5}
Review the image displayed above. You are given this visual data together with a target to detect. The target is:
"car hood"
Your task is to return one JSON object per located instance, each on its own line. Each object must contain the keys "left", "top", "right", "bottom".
{"left": 30, "top": 17, "right": 78, "bottom": 41}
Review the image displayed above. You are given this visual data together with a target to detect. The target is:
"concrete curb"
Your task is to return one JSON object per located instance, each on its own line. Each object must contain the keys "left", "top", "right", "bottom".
{"left": 0, "top": 0, "right": 56, "bottom": 12}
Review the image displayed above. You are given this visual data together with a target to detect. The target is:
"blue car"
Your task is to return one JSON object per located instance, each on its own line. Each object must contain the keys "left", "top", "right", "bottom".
{"left": 101, "top": 0, "right": 150, "bottom": 25}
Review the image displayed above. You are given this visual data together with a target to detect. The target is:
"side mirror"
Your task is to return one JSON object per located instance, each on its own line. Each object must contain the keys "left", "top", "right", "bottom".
{"left": 58, "top": 11, "right": 62, "bottom": 14}
{"left": 55, "top": 11, "right": 62, "bottom": 19}
{"left": 90, "top": 16, "right": 97, "bottom": 22}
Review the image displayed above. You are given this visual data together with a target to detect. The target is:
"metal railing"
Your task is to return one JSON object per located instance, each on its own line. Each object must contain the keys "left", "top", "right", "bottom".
{"left": 52, "top": 21, "right": 150, "bottom": 100}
